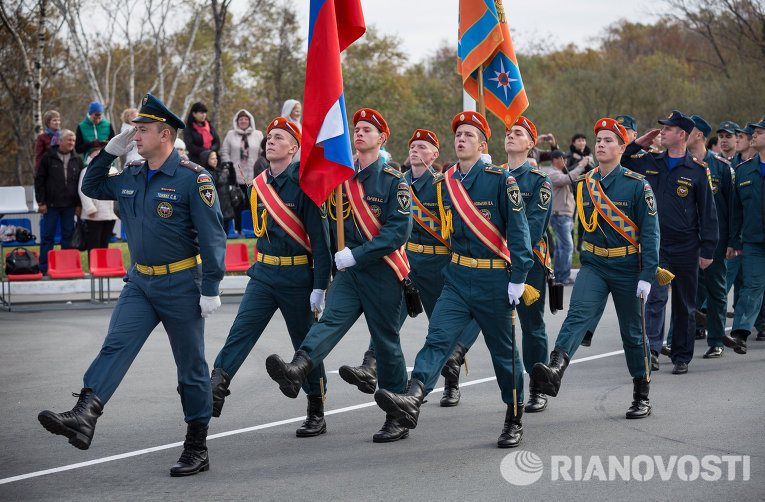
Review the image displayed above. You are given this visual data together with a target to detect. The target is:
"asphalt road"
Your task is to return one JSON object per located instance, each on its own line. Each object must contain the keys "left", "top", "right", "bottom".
{"left": 1, "top": 286, "right": 763, "bottom": 500}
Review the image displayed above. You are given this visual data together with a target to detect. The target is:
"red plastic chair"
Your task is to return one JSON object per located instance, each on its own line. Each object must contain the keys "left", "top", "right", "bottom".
{"left": 2, "top": 250, "right": 43, "bottom": 310}
{"left": 47, "top": 249, "right": 85, "bottom": 279}
{"left": 89, "top": 248, "right": 127, "bottom": 303}
{"left": 225, "top": 242, "right": 251, "bottom": 272}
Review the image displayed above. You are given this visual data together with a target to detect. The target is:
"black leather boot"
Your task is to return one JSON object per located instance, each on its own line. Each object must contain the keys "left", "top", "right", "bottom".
{"left": 296, "top": 395, "right": 327, "bottom": 437}
{"left": 497, "top": 404, "right": 523, "bottom": 448}
{"left": 651, "top": 350, "right": 660, "bottom": 371}
{"left": 440, "top": 342, "right": 467, "bottom": 381}
{"left": 265, "top": 350, "right": 313, "bottom": 398}
{"left": 722, "top": 330, "right": 749, "bottom": 354}
{"left": 170, "top": 423, "right": 209, "bottom": 477}
{"left": 524, "top": 381, "right": 548, "bottom": 413}
{"left": 374, "top": 379, "right": 426, "bottom": 429}
{"left": 372, "top": 414, "right": 409, "bottom": 443}
{"left": 338, "top": 350, "right": 377, "bottom": 394}
{"left": 530, "top": 350, "right": 570, "bottom": 397}
{"left": 210, "top": 368, "right": 231, "bottom": 418}
{"left": 580, "top": 331, "right": 593, "bottom": 347}
{"left": 440, "top": 379, "right": 460, "bottom": 407}
{"left": 625, "top": 377, "right": 651, "bottom": 419}
{"left": 38, "top": 388, "right": 104, "bottom": 450}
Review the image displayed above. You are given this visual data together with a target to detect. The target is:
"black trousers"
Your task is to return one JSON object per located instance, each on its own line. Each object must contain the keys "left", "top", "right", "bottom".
{"left": 85, "top": 220, "right": 116, "bottom": 251}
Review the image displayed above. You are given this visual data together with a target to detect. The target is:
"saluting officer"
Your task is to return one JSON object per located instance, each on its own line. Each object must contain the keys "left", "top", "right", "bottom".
{"left": 374, "top": 111, "right": 534, "bottom": 448}
{"left": 622, "top": 110, "right": 718, "bottom": 375}
{"left": 208, "top": 118, "right": 332, "bottom": 437}
{"left": 531, "top": 118, "right": 659, "bottom": 419}
{"left": 440, "top": 116, "right": 553, "bottom": 413}
{"left": 338, "top": 129, "right": 482, "bottom": 408}
{"left": 38, "top": 94, "right": 227, "bottom": 477}
{"left": 265, "top": 109, "right": 414, "bottom": 443}
{"left": 723, "top": 116, "right": 765, "bottom": 354}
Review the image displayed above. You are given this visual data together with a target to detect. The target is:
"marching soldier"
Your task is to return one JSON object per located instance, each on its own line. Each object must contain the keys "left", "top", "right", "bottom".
{"left": 686, "top": 115, "right": 734, "bottom": 358}
{"left": 730, "top": 122, "right": 765, "bottom": 340}
{"left": 440, "top": 116, "right": 553, "bottom": 413}
{"left": 531, "top": 118, "right": 659, "bottom": 419}
{"left": 338, "top": 129, "right": 482, "bottom": 408}
{"left": 723, "top": 116, "right": 765, "bottom": 354}
{"left": 374, "top": 111, "right": 534, "bottom": 448}
{"left": 38, "top": 94, "right": 227, "bottom": 476}
{"left": 208, "top": 118, "right": 332, "bottom": 437}
{"left": 265, "top": 109, "right": 414, "bottom": 443}
{"left": 622, "top": 110, "right": 718, "bottom": 375}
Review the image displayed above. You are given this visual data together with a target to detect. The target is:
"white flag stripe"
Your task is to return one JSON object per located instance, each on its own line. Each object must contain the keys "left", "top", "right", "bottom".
{"left": 316, "top": 99, "right": 346, "bottom": 144}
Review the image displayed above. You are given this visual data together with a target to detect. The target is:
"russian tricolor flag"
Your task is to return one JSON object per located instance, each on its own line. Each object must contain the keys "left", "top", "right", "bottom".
{"left": 299, "top": 0, "right": 366, "bottom": 207}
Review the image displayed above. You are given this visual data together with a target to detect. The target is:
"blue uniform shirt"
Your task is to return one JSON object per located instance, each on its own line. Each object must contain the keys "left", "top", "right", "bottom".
{"left": 441, "top": 160, "right": 533, "bottom": 284}
{"left": 730, "top": 154, "right": 765, "bottom": 248}
{"left": 704, "top": 150, "right": 735, "bottom": 251}
{"left": 82, "top": 149, "right": 227, "bottom": 296}
{"left": 622, "top": 143, "right": 718, "bottom": 259}
{"left": 249, "top": 162, "right": 331, "bottom": 290}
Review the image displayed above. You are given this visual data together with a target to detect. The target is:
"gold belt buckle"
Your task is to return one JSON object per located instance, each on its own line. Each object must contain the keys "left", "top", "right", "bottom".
{"left": 417, "top": 244, "right": 424, "bottom": 253}
{"left": 470, "top": 258, "right": 478, "bottom": 268}
{"left": 145, "top": 266, "right": 154, "bottom": 275}
{"left": 273, "top": 256, "right": 281, "bottom": 266}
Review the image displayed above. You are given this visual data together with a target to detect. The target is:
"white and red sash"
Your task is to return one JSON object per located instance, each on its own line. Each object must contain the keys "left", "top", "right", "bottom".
{"left": 252, "top": 171, "right": 312, "bottom": 253}
{"left": 443, "top": 164, "right": 512, "bottom": 264}
{"left": 344, "top": 178, "right": 411, "bottom": 281}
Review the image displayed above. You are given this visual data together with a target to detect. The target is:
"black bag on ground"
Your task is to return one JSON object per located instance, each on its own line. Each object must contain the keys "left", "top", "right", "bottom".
{"left": 403, "top": 276, "right": 423, "bottom": 318}
{"left": 5, "top": 247, "right": 40, "bottom": 275}
{"left": 71, "top": 217, "right": 87, "bottom": 251}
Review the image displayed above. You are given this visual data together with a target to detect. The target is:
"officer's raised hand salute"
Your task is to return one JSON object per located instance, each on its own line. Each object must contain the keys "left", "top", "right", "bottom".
{"left": 623, "top": 110, "right": 718, "bottom": 375}
{"left": 38, "top": 94, "right": 226, "bottom": 477}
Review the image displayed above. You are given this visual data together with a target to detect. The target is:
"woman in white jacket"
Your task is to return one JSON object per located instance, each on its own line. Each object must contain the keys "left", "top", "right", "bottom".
{"left": 221, "top": 109, "right": 263, "bottom": 233}
{"left": 78, "top": 149, "right": 118, "bottom": 250}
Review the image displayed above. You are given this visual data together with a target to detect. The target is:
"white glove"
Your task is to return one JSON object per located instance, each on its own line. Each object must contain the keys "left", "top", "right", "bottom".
{"left": 480, "top": 153, "right": 493, "bottom": 164}
{"left": 199, "top": 295, "right": 221, "bottom": 318}
{"left": 104, "top": 126, "right": 136, "bottom": 156}
{"left": 636, "top": 280, "right": 651, "bottom": 303}
{"left": 507, "top": 282, "right": 525, "bottom": 305}
{"left": 310, "top": 289, "right": 326, "bottom": 313}
{"left": 334, "top": 247, "right": 356, "bottom": 269}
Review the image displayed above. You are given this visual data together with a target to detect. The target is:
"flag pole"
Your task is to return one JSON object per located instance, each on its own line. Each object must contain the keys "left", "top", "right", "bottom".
{"left": 335, "top": 184, "right": 345, "bottom": 249}
{"left": 477, "top": 64, "right": 486, "bottom": 117}
{"left": 477, "top": 64, "right": 488, "bottom": 154}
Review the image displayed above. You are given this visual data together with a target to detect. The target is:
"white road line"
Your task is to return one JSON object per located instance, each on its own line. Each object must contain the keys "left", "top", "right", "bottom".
{"left": 0, "top": 347, "right": 641, "bottom": 485}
